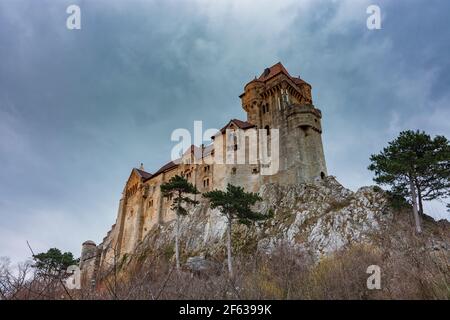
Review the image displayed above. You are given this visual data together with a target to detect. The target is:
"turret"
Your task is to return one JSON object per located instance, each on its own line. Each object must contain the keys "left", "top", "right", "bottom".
{"left": 80, "top": 240, "right": 97, "bottom": 270}
{"left": 240, "top": 78, "right": 264, "bottom": 125}
{"left": 287, "top": 104, "right": 323, "bottom": 134}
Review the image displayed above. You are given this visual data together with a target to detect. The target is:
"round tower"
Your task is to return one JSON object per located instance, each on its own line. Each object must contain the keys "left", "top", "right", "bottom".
{"left": 80, "top": 240, "right": 97, "bottom": 269}
{"left": 286, "top": 104, "right": 327, "bottom": 182}
{"left": 241, "top": 78, "right": 264, "bottom": 125}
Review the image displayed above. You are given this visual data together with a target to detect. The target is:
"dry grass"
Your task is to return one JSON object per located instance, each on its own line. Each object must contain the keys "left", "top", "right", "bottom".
{"left": 1, "top": 211, "right": 448, "bottom": 300}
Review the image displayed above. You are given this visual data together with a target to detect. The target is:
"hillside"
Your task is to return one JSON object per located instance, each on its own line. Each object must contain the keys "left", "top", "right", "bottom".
{"left": 92, "top": 177, "right": 448, "bottom": 299}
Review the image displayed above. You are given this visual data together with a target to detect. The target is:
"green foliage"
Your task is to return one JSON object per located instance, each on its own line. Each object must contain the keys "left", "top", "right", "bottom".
{"left": 368, "top": 130, "right": 450, "bottom": 211}
{"left": 163, "top": 244, "right": 175, "bottom": 261}
{"left": 32, "top": 248, "right": 78, "bottom": 274}
{"left": 386, "top": 191, "right": 409, "bottom": 211}
{"left": 160, "top": 175, "right": 199, "bottom": 216}
{"left": 372, "top": 186, "right": 383, "bottom": 193}
{"left": 203, "top": 183, "right": 268, "bottom": 226}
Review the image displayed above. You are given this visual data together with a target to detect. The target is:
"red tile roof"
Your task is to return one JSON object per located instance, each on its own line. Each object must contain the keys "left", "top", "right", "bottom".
{"left": 258, "top": 62, "right": 291, "bottom": 82}
{"left": 245, "top": 62, "right": 310, "bottom": 88}
{"left": 218, "top": 118, "right": 255, "bottom": 134}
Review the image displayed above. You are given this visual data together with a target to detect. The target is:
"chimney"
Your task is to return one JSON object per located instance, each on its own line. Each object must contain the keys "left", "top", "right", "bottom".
{"left": 139, "top": 163, "right": 144, "bottom": 170}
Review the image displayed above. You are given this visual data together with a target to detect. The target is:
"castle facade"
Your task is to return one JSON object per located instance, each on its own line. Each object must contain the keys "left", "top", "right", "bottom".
{"left": 79, "top": 62, "right": 327, "bottom": 283}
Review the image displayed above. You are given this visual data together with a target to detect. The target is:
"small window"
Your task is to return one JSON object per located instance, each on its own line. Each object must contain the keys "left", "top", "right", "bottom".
{"left": 231, "top": 167, "right": 237, "bottom": 175}
{"left": 265, "top": 125, "right": 270, "bottom": 136}
{"left": 320, "top": 172, "right": 326, "bottom": 180}
{"left": 252, "top": 168, "right": 259, "bottom": 174}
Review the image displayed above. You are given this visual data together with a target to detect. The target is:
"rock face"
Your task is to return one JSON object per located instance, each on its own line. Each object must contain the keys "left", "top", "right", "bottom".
{"left": 257, "top": 177, "right": 390, "bottom": 257}
{"left": 128, "top": 176, "right": 392, "bottom": 269}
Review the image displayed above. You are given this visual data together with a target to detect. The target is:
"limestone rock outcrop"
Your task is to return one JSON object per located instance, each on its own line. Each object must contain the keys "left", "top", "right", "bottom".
{"left": 129, "top": 176, "right": 392, "bottom": 268}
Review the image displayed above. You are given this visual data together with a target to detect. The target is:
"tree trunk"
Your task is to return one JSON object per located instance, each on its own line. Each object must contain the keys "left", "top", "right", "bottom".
{"left": 409, "top": 177, "right": 422, "bottom": 234}
{"left": 175, "top": 191, "right": 181, "bottom": 271}
{"left": 227, "top": 219, "right": 233, "bottom": 277}
{"left": 417, "top": 187, "right": 424, "bottom": 216}
{"left": 175, "top": 213, "right": 180, "bottom": 271}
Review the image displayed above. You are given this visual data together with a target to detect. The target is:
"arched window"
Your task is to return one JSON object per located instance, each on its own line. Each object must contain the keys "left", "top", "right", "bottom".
{"left": 320, "top": 172, "right": 326, "bottom": 180}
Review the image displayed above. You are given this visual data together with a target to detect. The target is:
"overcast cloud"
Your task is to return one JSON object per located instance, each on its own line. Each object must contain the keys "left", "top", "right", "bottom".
{"left": 1, "top": 0, "right": 449, "bottom": 263}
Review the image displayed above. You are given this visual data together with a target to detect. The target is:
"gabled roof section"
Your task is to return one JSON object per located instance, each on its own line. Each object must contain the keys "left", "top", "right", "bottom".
{"left": 123, "top": 167, "right": 152, "bottom": 191}
{"left": 152, "top": 160, "right": 179, "bottom": 177}
{"left": 258, "top": 62, "right": 290, "bottom": 82}
{"left": 212, "top": 118, "right": 255, "bottom": 139}
{"left": 219, "top": 118, "right": 255, "bottom": 133}
{"left": 243, "top": 62, "right": 310, "bottom": 88}
{"left": 134, "top": 168, "right": 152, "bottom": 181}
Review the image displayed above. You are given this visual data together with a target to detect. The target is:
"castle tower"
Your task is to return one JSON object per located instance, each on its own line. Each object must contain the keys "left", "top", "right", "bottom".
{"left": 79, "top": 240, "right": 98, "bottom": 287}
{"left": 80, "top": 240, "right": 97, "bottom": 270}
{"left": 239, "top": 62, "right": 327, "bottom": 184}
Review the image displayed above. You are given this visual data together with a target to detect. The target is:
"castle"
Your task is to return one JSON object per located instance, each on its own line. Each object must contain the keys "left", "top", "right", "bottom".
{"left": 79, "top": 62, "right": 327, "bottom": 283}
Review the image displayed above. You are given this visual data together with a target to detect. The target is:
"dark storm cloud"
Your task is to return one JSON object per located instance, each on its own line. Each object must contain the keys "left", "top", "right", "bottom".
{"left": 0, "top": 0, "right": 449, "bottom": 262}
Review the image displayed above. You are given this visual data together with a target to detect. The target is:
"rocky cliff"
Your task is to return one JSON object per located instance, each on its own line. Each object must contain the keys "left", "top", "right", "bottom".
{"left": 119, "top": 176, "right": 401, "bottom": 271}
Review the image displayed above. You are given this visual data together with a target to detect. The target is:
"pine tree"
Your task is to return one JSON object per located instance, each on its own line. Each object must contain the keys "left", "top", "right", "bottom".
{"left": 368, "top": 130, "right": 450, "bottom": 233}
{"left": 32, "top": 248, "right": 78, "bottom": 276}
{"left": 160, "top": 175, "right": 199, "bottom": 270}
{"left": 203, "top": 184, "right": 269, "bottom": 277}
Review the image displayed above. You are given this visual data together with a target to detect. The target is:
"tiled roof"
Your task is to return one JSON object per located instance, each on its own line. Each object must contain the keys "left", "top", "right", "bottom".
{"left": 258, "top": 62, "right": 291, "bottom": 82}
{"left": 153, "top": 160, "right": 179, "bottom": 177}
{"left": 245, "top": 62, "right": 310, "bottom": 87}
{"left": 149, "top": 143, "right": 216, "bottom": 179}
{"left": 218, "top": 118, "right": 255, "bottom": 134}
{"left": 134, "top": 168, "right": 153, "bottom": 180}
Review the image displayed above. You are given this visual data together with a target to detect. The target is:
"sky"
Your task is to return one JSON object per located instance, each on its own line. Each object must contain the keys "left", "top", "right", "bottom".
{"left": 1, "top": 0, "right": 449, "bottom": 263}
